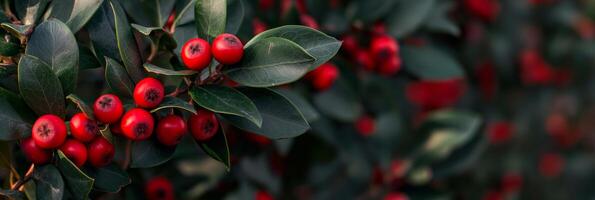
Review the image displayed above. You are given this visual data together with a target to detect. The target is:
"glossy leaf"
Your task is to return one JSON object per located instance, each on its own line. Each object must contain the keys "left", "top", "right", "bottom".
{"left": 26, "top": 19, "right": 79, "bottom": 95}
{"left": 79, "top": 45, "right": 101, "bottom": 70}
{"left": 274, "top": 89, "right": 319, "bottom": 122}
{"left": 117, "top": 0, "right": 176, "bottom": 27}
{"left": 105, "top": 57, "right": 135, "bottom": 98}
{"left": 131, "top": 23, "right": 162, "bottom": 36}
{"left": 130, "top": 139, "right": 177, "bottom": 168}
{"left": 66, "top": 94, "right": 94, "bottom": 119}
{"left": 143, "top": 63, "right": 197, "bottom": 76}
{"left": 33, "top": 165, "right": 64, "bottom": 200}
{"left": 56, "top": 151, "right": 94, "bottom": 200}
{"left": 225, "top": 0, "right": 244, "bottom": 34}
{"left": 313, "top": 78, "right": 362, "bottom": 122}
{"left": 401, "top": 45, "right": 464, "bottom": 80}
{"left": 85, "top": 164, "right": 131, "bottom": 193}
{"left": 387, "top": 0, "right": 435, "bottom": 38}
{"left": 190, "top": 85, "right": 262, "bottom": 126}
{"left": 245, "top": 25, "right": 341, "bottom": 69}
{"left": 109, "top": 0, "right": 144, "bottom": 82}
{"left": 0, "top": 23, "right": 32, "bottom": 39}
{"left": 86, "top": 1, "right": 119, "bottom": 66}
{"left": 18, "top": 55, "right": 66, "bottom": 117}
{"left": 196, "top": 124, "right": 230, "bottom": 170}
{"left": 194, "top": 0, "right": 226, "bottom": 42}
{"left": 15, "top": 0, "right": 50, "bottom": 25}
{"left": 0, "top": 87, "right": 32, "bottom": 140}
{"left": 150, "top": 96, "right": 197, "bottom": 114}
{"left": 44, "top": 0, "right": 105, "bottom": 32}
{"left": 222, "top": 88, "right": 310, "bottom": 139}
{"left": 224, "top": 37, "right": 316, "bottom": 87}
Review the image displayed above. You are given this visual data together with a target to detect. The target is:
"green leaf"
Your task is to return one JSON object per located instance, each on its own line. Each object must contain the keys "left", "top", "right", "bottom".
{"left": 26, "top": 19, "right": 79, "bottom": 95}
{"left": 172, "top": 23, "right": 196, "bottom": 57}
{"left": 172, "top": 0, "right": 195, "bottom": 27}
{"left": 44, "top": 0, "right": 105, "bottom": 32}
{"left": 194, "top": 0, "right": 226, "bottom": 42}
{"left": 131, "top": 23, "right": 163, "bottom": 36}
{"left": 56, "top": 151, "right": 94, "bottom": 200}
{"left": 222, "top": 88, "right": 309, "bottom": 139}
{"left": 0, "top": 39, "right": 20, "bottom": 56}
{"left": 105, "top": 57, "right": 135, "bottom": 98}
{"left": 224, "top": 37, "right": 316, "bottom": 87}
{"left": 313, "top": 78, "right": 362, "bottom": 122}
{"left": 401, "top": 45, "right": 464, "bottom": 80}
{"left": 109, "top": 0, "right": 144, "bottom": 82}
{"left": 130, "top": 139, "right": 176, "bottom": 168}
{"left": 86, "top": 1, "right": 119, "bottom": 67}
{"left": 79, "top": 44, "right": 101, "bottom": 70}
{"left": 15, "top": 0, "right": 50, "bottom": 25}
{"left": 85, "top": 164, "right": 131, "bottom": 193}
{"left": 117, "top": 0, "right": 176, "bottom": 27}
{"left": 18, "top": 55, "right": 66, "bottom": 117}
{"left": 33, "top": 165, "right": 64, "bottom": 200}
{"left": 245, "top": 25, "right": 341, "bottom": 70}
{"left": 189, "top": 85, "right": 262, "bottom": 127}
{"left": 143, "top": 63, "right": 197, "bottom": 76}
{"left": 150, "top": 96, "right": 197, "bottom": 114}
{"left": 422, "top": 2, "right": 460, "bottom": 36}
{"left": 0, "top": 23, "right": 31, "bottom": 40}
{"left": 354, "top": 0, "right": 399, "bottom": 23}
{"left": 225, "top": 0, "right": 244, "bottom": 34}
{"left": 0, "top": 87, "right": 32, "bottom": 140}
{"left": 274, "top": 89, "right": 319, "bottom": 123}
{"left": 66, "top": 94, "right": 94, "bottom": 119}
{"left": 196, "top": 124, "right": 230, "bottom": 170}
{"left": 387, "top": 0, "right": 435, "bottom": 38}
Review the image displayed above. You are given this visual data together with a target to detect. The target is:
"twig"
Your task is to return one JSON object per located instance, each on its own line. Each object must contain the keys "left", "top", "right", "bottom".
{"left": 10, "top": 164, "right": 35, "bottom": 191}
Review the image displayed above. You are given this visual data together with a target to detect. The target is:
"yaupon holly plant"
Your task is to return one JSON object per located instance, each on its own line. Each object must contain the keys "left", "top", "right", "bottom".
{"left": 0, "top": 0, "right": 341, "bottom": 199}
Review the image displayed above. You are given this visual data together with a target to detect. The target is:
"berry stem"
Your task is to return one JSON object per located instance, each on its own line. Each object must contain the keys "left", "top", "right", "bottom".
{"left": 10, "top": 164, "right": 34, "bottom": 191}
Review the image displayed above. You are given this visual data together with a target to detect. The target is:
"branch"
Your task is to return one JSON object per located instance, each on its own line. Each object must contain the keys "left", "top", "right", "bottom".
{"left": 10, "top": 164, "right": 35, "bottom": 191}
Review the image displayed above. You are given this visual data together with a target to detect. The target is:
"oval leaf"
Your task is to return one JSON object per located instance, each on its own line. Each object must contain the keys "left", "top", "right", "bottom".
{"left": 130, "top": 139, "right": 177, "bottom": 168}
{"left": 245, "top": 25, "right": 341, "bottom": 69}
{"left": 26, "top": 19, "right": 79, "bottom": 95}
{"left": 66, "top": 94, "right": 94, "bottom": 119}
{"left": 151, "top": 96, "right": 197, "bottom": 114}
{"left": 196, "top": 124, "right": 230, "bottom": 170}
{"left": 274, "top": 89, "right": 319, "bottom": 123}
{"left": 85, "top": 164, "right": 131, "bottom": 193}
{"left": 387, "top": 0, "right": 435, "bottom": 38}
{"left": 105, "top": 57, "right": 135, "bottom": 98}
{"left": 313, "top": 78, "right": 362, "bottom": 122}
{"left": 44, "top": 0, "right": 105, "bottom": 32}
{"left": 86, "top": 1, "right": 119, "bottom": 66}
{"left": 18, "top": 55, "right": 66, "bottom": 117}
{"left": 144, "top": 63, "right": 197, "bottom": 76}
{"left": 222, "top": 88, "right": 310, "bottom": 139}
{"left": 224, "top": 37, "right": 316, "bottom": 87}
{"left": 401, "top": 45, "right": 464, "bottom": 80}
{"left": 15, "top": 0, "right": 50, "bottom": 25}
{"left": 56, "top": 150, "right": 94, "bottom": 200}
{"left": 189, "top": 85, "right": 262, "bottom": 127}
{"left": 0, "top": 88, "right": 32, "bottom": 140}
{"left": 194, "top": 0, "right": 226, "bottom": 42}
{"left": 109, "top": 0, "right": 144, "bottom": 82}
{"left": 33, "top": 165, "right": 64, "bottom": 200}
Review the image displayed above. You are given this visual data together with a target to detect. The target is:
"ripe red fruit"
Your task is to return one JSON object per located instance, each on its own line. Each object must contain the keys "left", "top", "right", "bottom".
{"left": 370, "top": 34, "right": 399, "bottom": 62}
{"left": 341, "top": 34, "right": 359, "bottom": 55}
{"left": 501, "top": 173, "right": 523, "bottom": 193}
{"left": 255, "top": 190, "right": 274, "bottom": 200}
{"left": 32, "top": 114, "right": 67, "bottom": 149}
{"left": 21, "top": 137, "right": 52, "bottom": 164}
{"left": 188, "top": 110, "right": 219, "bottom": 142}
{"left": 121, "top": 108, "right": 155, "bottom": 141}
{"left": 181, "top": 38, "right": 211, "bottom": 71}
{"left": 384, "top": 192, "right": 408, "bottom": 200}
{"left": 539, "top": 153, "right": 564, "bottom": 177}
{"left": 212, "top": 33, "right": 244, "bottom": 65}
{"left": 464, "top": 0, "right": 500, "bottom": 22}
{"left": 253, "top": 19, "right": 267, "bottom": 35}
{"left": 145, "top": 176, "right": 175, "bottom": 200}
{"left": 156, "top": 115, "right": 187, "bottom": 146}
{"left": 300, "top": 14, "right": 319, "bottom": 29}
{"left": 377, "top": 56, "right": 402, "bottom": 76}
{"left": 69, "top": 113, "right": 99, "bottom": 143}
{"left": 355, "top": 115, "right": 375, "bottom": 137}
{"left": 487, "top": 121, "right": 514, "bottom": 144}
{"left": 93, "top": 94, "right": 124, "bottom": 124}
{"left": 87, "top": 136, "right": 115, "bottom": 167}
{"left": 519, "top": 50, "right": 553, "bottom": 85}
{"left": 134, "top": 77, "right": 165, "bottom": 109}
{"left": 355, "top": 49, "right": 374, "bottom": 71}
{"left": 59, "top": 139, "right": 88, "bottom": 167}
{"left": 475, "top": 61, "right": 497, "bottom": 99}
{"left": 405, "top": 79, "right": 466, "bottom": 110}
{"left": 306, "top": 63, "right": 339, "bottom": 91}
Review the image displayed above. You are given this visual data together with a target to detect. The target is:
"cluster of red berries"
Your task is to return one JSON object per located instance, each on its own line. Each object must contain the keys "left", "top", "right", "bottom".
{"left": 181, "top": 33, "right": 244, "bottom": 71}
{"left": 343, "top": 32, "right": 402, "bottom": 76}
{"left": 305, "top": 63, "right": 339, "bottom": 91}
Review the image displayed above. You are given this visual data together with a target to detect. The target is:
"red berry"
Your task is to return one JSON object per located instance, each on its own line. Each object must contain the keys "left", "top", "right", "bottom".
{"left": 121, "top": 108, "right": 155, "bottom": 141}
{"left": 341, "top": 34, "right": 359, "bottom": 55}
{"left": 32, "top": 115, "right": 67, "bottom": 149}
{"left": 87, "top": 136, "right": 115, "bottom": 167}
{"left": 355, "top": 49, "right": 374, "bottom": 71}
{"left": 21, "top": 137, "right": 52, "bottom": 164}
{"left": 188, "top": 109, "right": 219, "bottom": 142}
{"left": 156, "top": 115, "right": 187, "bottom": 146}
{"left": 300, "top": 14, "right": 319, "bottom": 29}
{"left": 306, "top": 63, "right": 339, "bottom": 91}
{"left": 212, "top": 33, "right": 244, "bottom": 65}
{"left": 501, "top": 173, "right": 523, "bottom": 193}
{"left": 110, "top": 121, "right": 123, "bottom": 135}
{"left": 253, "top": 19, "right": 267, "bottom": 35}
{"left": 377, "top": 56, "right": 402, "bottom": 76}
{"left": 70, "top": 113, "right": 99, "bottom": 143}
{"left": 255, "top": 190, "right": 274, "bottom": 200}
{"left": 355, "top": 115, "right": 375, "bottom": 137}
{"left": 487, "top": 121, "right": 514, "bottom": 144}
{"left": 539, "top": 153, "right": 564, "bottom": 177}
{"left": 164, "top": 11, "right": 175, "bottom": 29}
{"left": 258, "top": 0, "right": 274, "bottom": 11}
{"left": 519, "top": 50, "right": 553, "bottom": 85}
{"left": 181, "top": 38, "right": 211, "bottom": 70}
{"left": 464, "top": 0, "right": 500, "bottom": 22}
{"left": 59, "top": 139, "right": 88, "bottom": 167}
{"left": 134, "top": 77, "right": 165, "bottom": 109}
{"left": 384, "top": 192, "right": 408, "bottom": 200}
{"left": 370, "top": 34, "right": 399, "bottom": 62}
{"left": 405, "top": 79, "right": 466, "bottom": 110}
{"left": 145, "top": 176, "right": 175, "bottom": 200}
{"left": 93, "top": 94, "right": 124, "bottom": 124}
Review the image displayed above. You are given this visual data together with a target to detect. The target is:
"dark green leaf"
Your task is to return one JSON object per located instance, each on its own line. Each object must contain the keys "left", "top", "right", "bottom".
{"left": 150, "top": 96, "right": 197, "bottom": 114}
{"left": 45, "top": 0, "right": 105, "bottom": 32}
{"left": 33, "top": 165, "right": 64, "bottom": 200}
{"left": 26, "top": 19, "right": 79, "bottom": 95}
{"left": 143, "top": 63, "right": 197, "bottom": 76}
{"left": 66, "top": 94, "right": 94, "bottom": 119}
{"left": 225, "top": 0, "right": 244, "bottom": 34}
{"left": 117, "top": 0, "right": 176, "bottom": 27}
{"left": 401, "top": 45, "right": 464, "bottom": 80}
{"left": 18, "top": 55, "right": 66, "bottom": 117}
{"left": 423, "top": 2, "right": 460, "bottom": 36}
{"left": 245, "top": 25, "right": 341, "bottom": 70}
{"left": 313, "top": 78, "right": 362, "bottom": 122}
{"left": 56, "top": 151, "right": 94, "bottom": 200}
{"left": 222, "top": 88, "right": 309, "bottom": 139}
{"left": 0, "top": 39, "right": 20, "bottom": 56}
{"left": 0, "top": 24, "right": 31, "bottom": 40}
{"left": 172, "top": 23, "right": 196, "bottom": 57}
{"left": 189, "top": 85, "right": 262, "bottom": 127}
{"left": 15, "top": 0, "right": 50, "bottom": 25}
{"left": 131, "top": 23, "right": 163, "bottom": 36}
{"left": 105, "top": 57, "right": 135, "bottom": 98}
{"left": 0, "top": 87, "right": 31, "bottom": 140}
{"left": 354, "top": 0, "right": 399, "bottom": 23}
{"left": 194, "top": 0, "right": 226, "bottom": 42}
{"left": 79, "top": 44, "right": 101, "bottom": 70}
{"left": 196, "top": 124, "right": 230, "bottom": 170}
{"left": 87, "top": 1, "right": 119, "bottom": 66}
{"left": 274, "top": 89, "right": 319, "bottom": 122}
{"left": 130, "top": 139, "right": 176, "bottom": 168}
{"left": 224, "top": 37, "right": 316, "bottom": 87}
{"left": 109, "top": 0, "right": 144, "bottom": 82}
{"left": 172, "top": 0, "right": 195, "bottom": 27}
{"left": 387, "top": 0, "right": 435, "bottom": 38}
{"left": 85, "top": 164, "right": 131, "bottom": 193}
